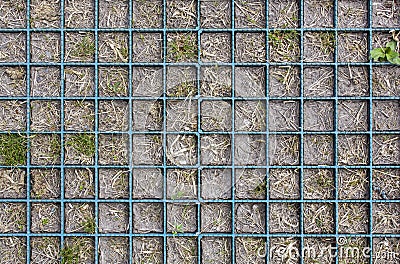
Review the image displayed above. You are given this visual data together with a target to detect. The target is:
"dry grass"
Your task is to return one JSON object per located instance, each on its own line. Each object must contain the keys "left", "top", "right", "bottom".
{"left": 167, "top": 134, "right": 197, "bottom": 166}
{"left": 167, "top": 66, "right": 197, "bottom": 97}
{"left": 269, "top": 203, "right": 299, "bottom": 233}
{"left": 337, "top": 237, "right": 369, "bottom": 264}
{"left": 132, "top": 33, "right": 163, "bottom": 62}
{"left": 0, "top": 169, "right": 26, "bottom": 198}
{"left": 166, "top": 0, "right": 197, "bottom": 28}
{"left": 30, "top": 100, "right": 60, "bottom": 131}
{"left": 303, "top": 0, "right": 334, "bottom": 27}
{"left": 0, "top": 237, "right": 26, "bottom": 264}
{"left": 200, "top": 66, "right": 231, "bottom": 97}
{"left": 167, "top": 237, "right": 197, "bottom": 264}
{"left": 132, "top": 237, "right": 163, "bottom": 264}
{"left": 269, "top": 169, "right": 300, "bottom": 199}
{"left": 235, "top": 100, "right": 266, "bottom": 131}
{"left": 200, "top": 0, "right": 231, "bottom": 28}
{"left": 235, "top": 169, "right": 266, "bottom": 199}
{"left": 373, "top": 203, "right": 400, "bottom": 233}
{"left": 338, "top": 0, "right": 368, "bottom": 28}
{"left": 31, "top": 67, "right": 61, "bottom": 97}
{"left": 31, "top": 237, "right": 60, "bottom": 264}
{"left": 132, "top": 100, "right": 163, "bottom": 131}
{"left": 303, "top": 67, "right": 334, "bottom": 97}
{"left": 304, "top": 32, "right": 335, "bottom": 62}
{"left": 132, "top": 203, "right": 163, "bottom": 233}
{"left": 303, "top": 169, "right": 335, "bottom": 199}
{"left": 98, "top": 203, "right": 129, "bottom": 233}
{"left": 132, "top": 67, "right": 163, "bottom": 97}
{"left": 167, "top": 100, "right": 197, "bottom": 131}
{"left": 339, "top": 169, "right": 369, "bottom": 199}
{"left": 200, "top": 169, "right": 232, "bottom": 200}
{"left": 372, "top": 0, "right": 400, "bottom": 28}
{"left": 30, "top": 134, "right": 61, "bottom": 165}
{"left": 235, "top": 203, "right": 265, "bottom": 234}
{"left": 338, "top": 135, "right": 369, "bottom": 165}
{"left": 132, "top": 134, "right": 163, "bottom": 165}
{"left": 201, "top": 33, "right": 231, "bottom": 62}
{"left": 64, "top": 133, "right": 95, "bottom": 165}
{"left": 303, "top": 100, "right": 334, "bottom": 131}
{"left": 98, "top": 33, "right": 128, "bottom": 63}
{"left": 338, "top": 100, "right": 368, "bottom": 131}
{"left": 269, "top": 66, "right": 300, "bottom": 97}
{"left": 303, "top": 238, "right": 335, "bottom": 263}
{"left": 65, "top": 0, "right": 94, "bottom": 28}
{"left": 99, "top": 169, "right": 129, "bottom": 199}
{"left": 62, "top": 237, "right": 94, "bottom": 264}
{"left": 0, "top": 100, "right": 26, "bottom": 131}
{"left": 338, "top": 32, "right": 368, "bottom": 62}
{"left": 201, "top": 135, "right": 231, "bottom": 165}
{"left": 31, "top": 203, "right": 60, "bottom": 233}
{"left": 338, "top": 203, "right": 369, "bottom": 233}
{"left": 0, "top": 33, "right": 26, "bottom": 62}
{"left": 234, "top": 0, "right": 266, "bottom": 28}
{"left": 64, "top": 168, "right": 95, "bottom": 199}
{"left": 132, "top": 169, "right": 163, "bottom": 199}
{"left": 30, "top": 0, "right": 60, "bottom": 28}
{"left": 373, "top": 135, "right": 400, "bottom": 165}
{"left": 269, "top": 135, "right": 299, "bottom": 165}
{"left": 98, "top": 67, "right": 129, "bottom": 97}
{"left": 235, "top": 134, "right": 266, "bottom": 166}
{"left": 200, "top": 100, "right": 232, "bottom": 131}
{"left": 270, "top": 237, "right": 299, "bottom": 264}
{"left": 338, "top": 66, "right": 369, "bottom": 96}
{"left": 302, "top": 135, "right": 331, "bottom": 165}
{"left": 31, "top": 33, "right": 60, "bottom": 62}
{"left": 99, "top": 237, "right": 129, "bottom": 263}
{"left": 0, "top": 67, "right": 26, "bottom": 96}
{"left": 372, "top": 237, "right": 400, "bottom": 263}
{"left": 167, "top": 169, "right": 197, "bottom": 199}
{"left": 372, "top": 66, "right": 400, "bottom": 96}
{"left": 0, "top": 0, "right": 26, "bottom": 28}
{"left": 98, "top": 134, "right": 129, "bottom": 165}
{"left": 373, "top": 100, "right": 400, "bottom": 131}
{"left": 268, "top": 100, "right": 299, "bottom": 131}
{"left": 235, "top": 237, "right": 266, "bottom": 264}
{"left": 235, "top": 33, "right": 266, "bottom": 62}
{"left": 0, "top": 203, "right": 26, "bottom": 233}
{"left": 132, "top": 0, "right": 163, "bottom": 28}
{"left": 31, "top": 169, "right": 60, "bottom": 199}
{"left": 64, "top": 100, "right": 95, "bottom": 131}
{"left": 65, "top": 203, "right": 95, "bottom": 233}
{"left": 167, "top": 203, "right": 197, "bottom": 233}
{"left": 98, "top": 100, "right": 129, "bottom": 131}
{"left": 64, "top": 67, "right": 95, "bottom": 97}
{"left": 98, "top": 0, "right": 128, "bottom": 28}
{"left": 235, "top": 67, "right": 265, "bottom": 97}
{"left": 373, "top": 169, "right": 400, "bottom": 200}
{"left": 201, "top": 203, "right": 231, "bottom": 232}
{"left": 201, "top": 237, "right": 231, "bottom": 264}
{"left": 268, "top": 0, "right": 299, "bottom": 28}
{"left": 304, "top": 203, "right": 334, "bottom": 234}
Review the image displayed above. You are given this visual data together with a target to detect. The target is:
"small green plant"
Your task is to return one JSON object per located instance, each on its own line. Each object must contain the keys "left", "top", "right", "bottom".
{"left": 371, "top": 39, "right": 400, "bottom": 65}
{"left": 0, "top": 133, "right": 27, "bottom": 166}
{"left": 66, "top": 133, "right": 95, "bottom": 157}
{"left": 81, "top": 217, "right": 95, "bottom": 234}
{"left": 61, "top": 244, "right": 81, "bottom": 264}
{"left": 319, "top": 32, "right": 335, "bottom": 54}
{"left": 168, "top": 34, "right": 197, "bottom": 62}
{"left": 41, "top": 218, "right": 49, "bottom": 226}
{"left": 253, "top": 181, "right": 267, "bottom": 196}
{"left": 72, "top": 35, "right": 95, "bottom": 59}
{"left": 172, "top": 223, "right": 183, "bottom": 235}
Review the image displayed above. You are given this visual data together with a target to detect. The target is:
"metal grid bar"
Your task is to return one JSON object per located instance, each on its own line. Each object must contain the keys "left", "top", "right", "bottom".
{"left": 0, "top": 0, "right": 399, "bottom": 263}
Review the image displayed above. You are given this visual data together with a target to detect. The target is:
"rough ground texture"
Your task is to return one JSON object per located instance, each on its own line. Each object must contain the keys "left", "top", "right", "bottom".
{"left": 0, "top": 0, "right": 400, "bottom": 263}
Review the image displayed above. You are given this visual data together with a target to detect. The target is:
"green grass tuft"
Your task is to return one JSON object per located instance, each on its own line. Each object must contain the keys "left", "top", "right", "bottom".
{"left": 61, "top": 244, "right": 81, "bottom": 264}
{"left": 72, "top": 34, "right": 95, "bottom": 59}
{"left": 81, "top": 217, "right": 96, "bottom": 234}
{"left": 0, "top": 134, "right": 27, "bottom": 166}
{"left": 66, "top": 133, "right": 95, "bottom": 157}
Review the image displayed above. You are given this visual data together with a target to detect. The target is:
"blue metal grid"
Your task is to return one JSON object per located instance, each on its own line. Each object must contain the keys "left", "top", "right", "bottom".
{"left": 0, "top": 0, "right": 399, "bottom": 263}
